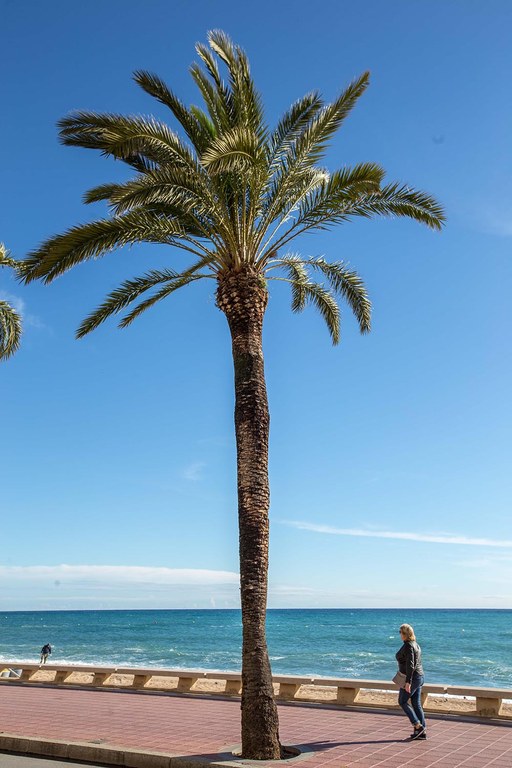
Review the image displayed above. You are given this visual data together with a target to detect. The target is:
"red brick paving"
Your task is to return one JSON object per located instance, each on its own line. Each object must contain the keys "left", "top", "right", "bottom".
{"left": 1, "top": 684, "right": 512, "bottom": 767}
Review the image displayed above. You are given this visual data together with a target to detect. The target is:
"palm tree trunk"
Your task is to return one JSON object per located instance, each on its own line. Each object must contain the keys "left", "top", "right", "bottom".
{"left": 217, "top": 268, "right": 281, "bottom": 760}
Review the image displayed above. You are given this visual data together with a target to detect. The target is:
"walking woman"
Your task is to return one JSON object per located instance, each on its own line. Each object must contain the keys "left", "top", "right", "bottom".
{"left": 396, "top": 623, "right": 426, "bottom": 740}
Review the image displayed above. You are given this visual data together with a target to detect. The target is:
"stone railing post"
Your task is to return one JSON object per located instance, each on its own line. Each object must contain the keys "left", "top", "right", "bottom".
{"left": 336, "top": 686, "right": 360, "bottom": 705}
{"left": 225, "top": 679, "right": 242, "bottom": 695}
{"left": 278, "top": 682, "right": 301, "bottom": 699}
{"left": 476, "top": 696, "right": 502, "bottom": 718}
{"left": 177, "top": 675, "right": 199, "bottom": 691}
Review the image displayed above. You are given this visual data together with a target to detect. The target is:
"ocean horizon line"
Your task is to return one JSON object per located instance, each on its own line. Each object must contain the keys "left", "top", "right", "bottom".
{"left": 2, "top": 606, "right": 512, "bottom": 613}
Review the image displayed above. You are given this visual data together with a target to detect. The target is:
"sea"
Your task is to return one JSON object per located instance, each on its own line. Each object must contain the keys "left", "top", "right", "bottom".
{"left": 1, "top": 609, "right": 511, "bottom": 688}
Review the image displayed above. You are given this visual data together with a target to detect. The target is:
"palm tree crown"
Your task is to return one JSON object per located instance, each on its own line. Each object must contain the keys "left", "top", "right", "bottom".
{"left": 21, "top": 30, "right": 444, "bottom": 338}
{"left": 0, "top": 244, "right": 22, "bottom": 360}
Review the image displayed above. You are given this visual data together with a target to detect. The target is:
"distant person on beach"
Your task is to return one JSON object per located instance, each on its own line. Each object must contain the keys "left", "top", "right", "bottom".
{"left": 395, "top": 624, "right": 426, "bottom": 740}
{"left": 40, "top": 643, "right": 52, "bottom": 664}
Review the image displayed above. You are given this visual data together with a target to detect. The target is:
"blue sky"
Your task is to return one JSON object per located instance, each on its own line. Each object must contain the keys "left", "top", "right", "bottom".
{"left": 1, "top": 0, "right": 511, "bottom": 610}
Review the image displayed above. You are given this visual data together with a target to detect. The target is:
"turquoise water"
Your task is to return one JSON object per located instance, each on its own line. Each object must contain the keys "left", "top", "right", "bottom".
{"left": 1, "top": 609, "right": 511, "bottom": 688}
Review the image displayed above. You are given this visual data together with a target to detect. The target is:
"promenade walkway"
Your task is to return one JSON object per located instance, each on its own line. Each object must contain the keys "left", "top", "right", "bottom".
{"left": 1, "top": 684, "right": 511, "bottom": 768}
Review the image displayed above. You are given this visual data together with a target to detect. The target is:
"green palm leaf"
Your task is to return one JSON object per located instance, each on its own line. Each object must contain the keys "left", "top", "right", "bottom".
{"left": 21, "top": 213, "right": 190, "bottom": 284}
{"left": 83, "top": 183, "right": 125, "bottom": 205}
{"left": 189, "top": 62, "right": 233, "bottom": 135}
{"left": 59, "top": 113, "right": 198, "bottom": 171}
{"left": 280, "top": 72, "right": 370, "bottom": 171}
{"left": 76, "top": 268, "right": 181, "bottom": 338}
{"left": 0, "top": 300, "right": 22, "bottom": 360}
{"left": 278, "top": 255, "right": 340, "bottom": 343}
{"left": 201, "top": 127, "right": 264, "bottom": 174}
{"left": 346, "top": 182, "right": 446, "bottom": 230}
{"left": 77, "top": 255, "right": 214, "bottom": 337}
{"left": 0, "top": 245, "right": 23, "bottom": 361}
{"left": 279, "top": 254, "right": 309, "bottom": 311}
{"left": 275, "top": 254, "right": 370, "bottom": 339}
{"left": 119, "top": 273, "right": 204, "bottom": 328}
{"left": 133, "top": 70, "right": 211, "bottom": 153}
{"left": 268, "top": 92, "right": 323, "bottom": 166}
{"left": 307, "top": 257, "right": 371, "bottom": 333}
{"left": 301, "top": 281, "right": 340, "bottom": 344}
{"left": 208, "top": 30, "right": 265, "bottom": 138}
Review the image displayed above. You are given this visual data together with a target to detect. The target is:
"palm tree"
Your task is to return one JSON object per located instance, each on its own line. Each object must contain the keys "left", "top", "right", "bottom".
{"left": 0, "top": 244, "right": 22, "bottom": 360}
{"left": 21, "top": 31, "right": 444, "bottom": 759}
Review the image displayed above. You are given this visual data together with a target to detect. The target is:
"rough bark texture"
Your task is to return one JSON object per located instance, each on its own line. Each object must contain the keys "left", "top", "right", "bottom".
{"left": 217, "top": 267, "right": 281, "bottom": 760}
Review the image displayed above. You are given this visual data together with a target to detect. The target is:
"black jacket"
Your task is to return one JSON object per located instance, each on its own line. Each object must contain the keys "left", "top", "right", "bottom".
{"left": 395, "top": 640, "right": 423, "bottom": 683}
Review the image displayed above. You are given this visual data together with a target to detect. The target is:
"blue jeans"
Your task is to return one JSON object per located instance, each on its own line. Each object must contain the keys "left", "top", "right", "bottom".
{"left": 398, "top": 673, "right": 425, "bottom": 728}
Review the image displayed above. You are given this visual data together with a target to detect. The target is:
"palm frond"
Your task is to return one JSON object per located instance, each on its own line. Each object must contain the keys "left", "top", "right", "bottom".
{"left": 104, "top": 172, "right": 206, "bottom": 215}
{"left": 77, "top": 254, "right": 215, "bottom": 337}
{"left": 194, "top": 42, "right": 236, "bottom": 130}
{"left": 261, "top": 169, "right": 444, "bottom": 259}
{"left": 20, "top": 212, "right": 189, "bottom": 284}
{"left": 299, "top": 163, "right": 384, "bottom": 217}
{"left": 346, "top": 183, "right": 446, "bottom": 230}
{"left": 301, "top": 281, "right": 340, "bottom": 344}
{"left": 207, "top": 30, "right": 266, "bottom": 138}
{"left": 281, "top": 72, "right": 369, "bottom": 171}
{"left": 83, "top": 183, "right": 125, "bottom": 205}
{"left": 190, "top": 105, "right": 216, "bottom": 139}
{"left": 195, "top": 42, "right": 224, "bottom": 91}
{"left": 268, "top": 162, "right": 384, "bottom": 236}
{"left": 278, "top": 254, "right": 309, "bottom": 311}
{"left": 0, "top": 300, "right": 22, "bottom": 360}
{"left": 76, "top": 267, "right": 180, "bottom": 338}
{"left": 94, "top": 168, "right": 232, "bottom": 251}
{"left": 276, "top": 255, "right": 339, "bottom": 342}
{"left": 268, "top": 92, "right": 323, "bottom": 168}
{"left": 58, "top": 112, "right": 198, "bottom": 170}
{"left": 201, "top": 127, "right": 263, "bottom": 174}
{"left": 189, "top": 63, "right": 232, "bottom": 135}
{"left": 273, "top": 254, "right": 370, "bottom": 339}
{"left": 307, "top": 257, "right": 371, "bottom": 333}
{"left": 255, "top": 74, "right": 370, "bottom": 245}
{"left": 133, "top": 70, "right": 211, "bottom": 153}
{"left": 119, "top": 272, "right": 203, "bottom": 328}
{"left": 262, "top": 166, "right": 330, "bottom": 220}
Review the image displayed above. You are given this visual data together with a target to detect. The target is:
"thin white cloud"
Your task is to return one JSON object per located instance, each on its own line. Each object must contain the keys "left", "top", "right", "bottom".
{"left": 0, "top": 564, "right": 241, "bottom": 610}
{"left": 1, "top": 566, "right": 330, "bottom": 608}
{"left": 281, "top": 520, "right": 512, "bottom": 548}
{"left": 0, "top": 564, "right": 239, "bottom": 584}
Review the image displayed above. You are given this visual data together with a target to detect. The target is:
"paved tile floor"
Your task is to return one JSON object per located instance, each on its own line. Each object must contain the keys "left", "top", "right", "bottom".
{"left": 0, "top": 757, "right": 100, "bottom": 767}
{"left": 1, "top": 685, "right": 512, "bottom": 767}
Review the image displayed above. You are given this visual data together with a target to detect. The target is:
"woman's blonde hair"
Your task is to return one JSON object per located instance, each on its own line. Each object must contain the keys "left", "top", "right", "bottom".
{"left": 400, "top": 623, "right": 416, "bottom": 641}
